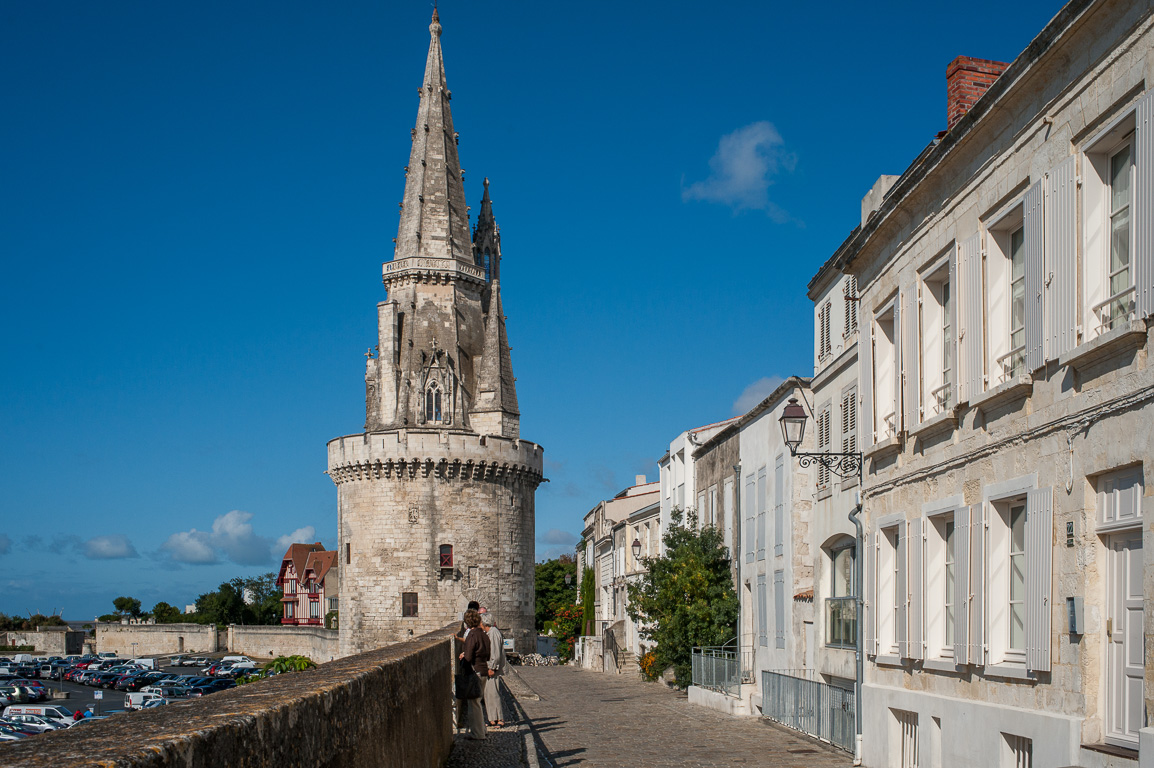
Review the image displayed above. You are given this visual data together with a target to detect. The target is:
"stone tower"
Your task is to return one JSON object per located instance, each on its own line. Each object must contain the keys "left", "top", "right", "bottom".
{"left": 327, "top": 10, "right": 543, "bottom": 657}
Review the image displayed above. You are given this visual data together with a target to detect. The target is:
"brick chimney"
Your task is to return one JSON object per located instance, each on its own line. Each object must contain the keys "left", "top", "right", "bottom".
{"left": 946, "top": 56, "right": 1009, "bottom": 130}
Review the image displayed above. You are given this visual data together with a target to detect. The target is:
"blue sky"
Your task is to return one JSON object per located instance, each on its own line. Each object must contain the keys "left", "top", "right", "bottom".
{"left": 1, "top": 0, "right": 1064, "bottom": 619}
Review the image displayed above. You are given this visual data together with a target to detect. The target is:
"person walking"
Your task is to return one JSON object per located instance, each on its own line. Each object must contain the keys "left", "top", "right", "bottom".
{"left": 481, "top": 612, "right": 506, "bottom": 728}
{"left": 458, "top": 609, "right": 490, "bottom": 740}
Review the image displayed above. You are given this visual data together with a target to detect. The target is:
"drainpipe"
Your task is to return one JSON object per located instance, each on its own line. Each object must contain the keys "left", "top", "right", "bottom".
{"left": 848, "top": 493, "right": 864, "bottom": 766}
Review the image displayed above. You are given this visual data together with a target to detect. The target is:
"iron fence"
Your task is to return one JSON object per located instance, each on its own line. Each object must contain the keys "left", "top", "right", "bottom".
{"left": 761, "top": 669, "right": 856, "bottom": 753}
{"left": 690, "top": 639, "right": 750, "bottom": 696}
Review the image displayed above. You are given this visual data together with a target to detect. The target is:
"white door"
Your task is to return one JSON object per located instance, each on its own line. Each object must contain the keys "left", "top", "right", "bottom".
{"left": 1106, "top": 531, "right": 1144, "bottom": 748}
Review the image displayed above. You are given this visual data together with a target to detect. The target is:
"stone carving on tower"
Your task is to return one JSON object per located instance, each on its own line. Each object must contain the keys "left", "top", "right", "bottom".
{"left": 327, "top": 10, "right": 542, "bottom": 657}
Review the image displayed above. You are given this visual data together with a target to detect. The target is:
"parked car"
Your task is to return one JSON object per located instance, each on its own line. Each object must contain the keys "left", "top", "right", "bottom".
{"left": 142, "top": 698, "right": 171, "bottom": 709}
{"left": 11, "top": 682, "right": 47, "bottom": 702}
{"left": 187, "top": 679, "right": 236, "bottom": 697}
{"left": 0, "top": 686, "right": 29, "bottom": 705}
{"left": 0, "top": 723, "right": 28, "bottom": 741}
{"left": 0, "top": 714, "right": 64, "bottom": 734}
{"left": 124, "top": 692, "right": 163, "bottom": 711}
{"left": 3, "top": 705, "right": 75, "bottom": 726}
{"left": 120, "top": 672, "right": 165, "bottom": 692}
{"left": 140, "top": 684, "right": 192, "bottom": 699}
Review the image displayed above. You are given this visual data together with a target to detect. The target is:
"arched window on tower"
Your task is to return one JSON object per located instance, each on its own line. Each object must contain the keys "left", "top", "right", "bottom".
{"left": 425, "top": 381, "right": 443, "bottom": 423}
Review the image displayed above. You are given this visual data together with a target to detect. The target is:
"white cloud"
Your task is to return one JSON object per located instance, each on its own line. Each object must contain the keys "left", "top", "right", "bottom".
{"left": 732, "top": 375, "right": 785, "bottom": 416}
{"left": 83, "top": 535, "right": 138, "bottom": 560}
{"left": 537, "top": 545, "right": 576, "bottom": 563}
{"left": 538, "top": 529, "right": 577, "bottom": 547}
{"left": 209, "top": 510, "right": 273, "bottom": 566}
{"left": 161, "top": 529, "right": 217, "bottom": 564}
{"left": 274, "top": 526, "right": 318, "bottom": 556}
{"left": 0, "top": 534, "right": 9, "bottom": 555}
{"left": 682, "top": 121, "right": 797, "bottom": 217}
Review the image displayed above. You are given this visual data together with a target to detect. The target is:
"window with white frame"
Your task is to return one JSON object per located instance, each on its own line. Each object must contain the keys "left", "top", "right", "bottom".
{"left": 1097, "top": 465, "right": 1143, "bottom": 529}
{"left": 708, "top": 485, "right": 717, "bottom": 528}
{"left": 818, "top": 300, "right": 832, "bottom": 360}
{"left": 986, "top": 205, "right": 1026, "bottom": 384}
{"left": 877, "top": 524, "right": 901, "bottom": 657}
{"left": 722, "top": 477, "right": 734, "bottom": 552}
{"left": 925, "top": 512, "right": 958, "bottom": 662}
{"left": 826, "top": 541, "right": 857, "bottom": 649}
{"left": 844, "top": 275, "right": 859, "bottom": 338}
{"left": 921, "top": 258, "right": 954, "bottom": 417}
{"left": 816, "top": 404, "right": 831, "bottom": 489}
{"left": 745, "top": 474, "right": 755, "bottom": 564}
{"left": 757, "top": 573, "right": 768, "bottom": 647}
{"left": 1084, "top": 115, "right": 1137, "bottom": 338}
{"left": 872, "top": 305, "right": 898, "bottom": 441}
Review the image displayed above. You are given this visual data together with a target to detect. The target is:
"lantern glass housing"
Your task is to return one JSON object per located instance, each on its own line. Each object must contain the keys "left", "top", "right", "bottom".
{"left": 779, "top": 397, "right": 808, "bottom": 455}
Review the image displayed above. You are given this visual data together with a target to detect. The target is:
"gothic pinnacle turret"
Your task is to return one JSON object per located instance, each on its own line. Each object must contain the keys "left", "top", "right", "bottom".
{"left": 394, "top": 9, "right": 471, "bottom": 264}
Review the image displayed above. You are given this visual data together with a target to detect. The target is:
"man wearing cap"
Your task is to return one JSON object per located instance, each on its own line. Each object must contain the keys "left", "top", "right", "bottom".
{"left": 481, "top": 612, "right": 506, "bottom": 728}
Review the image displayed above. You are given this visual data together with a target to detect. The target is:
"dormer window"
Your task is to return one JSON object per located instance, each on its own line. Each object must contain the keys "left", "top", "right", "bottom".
{"left": 425, "top": 381, "right": 443, "bottom": 423}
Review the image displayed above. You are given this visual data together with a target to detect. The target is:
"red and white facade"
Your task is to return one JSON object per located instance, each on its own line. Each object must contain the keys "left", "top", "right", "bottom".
{"left": 277, "top": 542, "right": 339, "bottom": 626}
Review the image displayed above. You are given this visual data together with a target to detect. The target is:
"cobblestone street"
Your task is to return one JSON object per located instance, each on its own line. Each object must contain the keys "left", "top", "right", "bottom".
{"left": 511, "top": 666, "right": 852, "bottom": 768}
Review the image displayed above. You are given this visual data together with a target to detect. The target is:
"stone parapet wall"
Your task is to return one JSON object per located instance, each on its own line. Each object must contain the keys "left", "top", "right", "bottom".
{"left": 96, "top": 623, "right": 221, "bottom": 656}
{"left": 327, "top": 428, "right": 544, "bottom": 481}
{"left": 1, "top": 628, "right": 85, "bottom": 655}
{"left": 227, "top": 625, "right": 339, "bottom": 662}
{"left": 0, "top": 626, "right": 456, "bottom": 768}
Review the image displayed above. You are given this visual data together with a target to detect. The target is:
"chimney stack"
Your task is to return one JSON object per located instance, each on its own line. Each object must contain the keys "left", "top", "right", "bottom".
{"left": 946, "top": 56, "right": 1009, "bottom": 131}
{"left": 635, "top": 474, "right": 647, "bottom": 486}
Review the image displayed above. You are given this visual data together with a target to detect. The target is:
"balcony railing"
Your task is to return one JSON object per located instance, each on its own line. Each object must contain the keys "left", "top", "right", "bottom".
{"left": 1091, "top": 285, "right": 1136, "bottom": 336}
{"left": 995, "top": 344, "right": 1026, "bottom": 384}
{"left": 691, "top": 638, "right": 753, "bottom": 697}
{"left": 929, "top": 379, "right": 952, "bottom": 416}
{"left": 761, "top": 669, "right": 856, "bottom": 753}
{"left": 876, "top": 411, "right": 897, "bottom": 442}
{"left": 825, "top": 597, "right": 857, "bottom": 650}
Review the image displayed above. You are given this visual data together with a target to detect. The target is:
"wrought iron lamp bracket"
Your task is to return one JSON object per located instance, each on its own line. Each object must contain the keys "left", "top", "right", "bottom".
{"left": 791, "top": 451, "right": 863, "bottom": 482}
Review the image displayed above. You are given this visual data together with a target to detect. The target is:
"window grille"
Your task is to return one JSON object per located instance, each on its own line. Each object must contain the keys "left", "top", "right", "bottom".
{"left": 402, "top": 592, "right": 419, "bottom": 618}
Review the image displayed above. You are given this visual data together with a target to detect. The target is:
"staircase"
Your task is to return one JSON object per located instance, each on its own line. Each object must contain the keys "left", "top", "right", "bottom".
{"left": 604, "top": 621, "right": 641, "bottom": 679}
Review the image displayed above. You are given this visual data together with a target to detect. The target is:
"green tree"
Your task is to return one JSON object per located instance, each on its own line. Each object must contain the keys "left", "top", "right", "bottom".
{"left": 112, "top": 596, "right": 142, "bottom": 618}
{"left": 235, "top": 572, "right": 282, "bottom": 625}
{"left": 626, "top": 508, "right": 738, "bottom": 687}
{"left": 193, "top": 581, "right": 248, "bottom": 627}
{"left": 151, "top": 602, "right": 182, "bottom": 623}
{"left": 579, "top": 566, "right": 595, "bottom": 634}
{"left": 534, "top": 555, "right": 577, "bottom": 631}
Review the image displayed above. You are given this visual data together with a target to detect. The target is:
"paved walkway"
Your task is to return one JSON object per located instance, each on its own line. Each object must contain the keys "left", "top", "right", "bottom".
{"left": 511, "top": 666, "right": 852, "bottom": 768}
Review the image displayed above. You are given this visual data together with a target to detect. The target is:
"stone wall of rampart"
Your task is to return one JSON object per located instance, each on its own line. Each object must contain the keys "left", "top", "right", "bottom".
{"left": 0, "top": 626, "right": 456, "bottom": 768}
{"left": 227, "top": 625, "right": 339, "bottom": 662}
{"left": 95, "top": 623, "right": 221, "bottom": 656}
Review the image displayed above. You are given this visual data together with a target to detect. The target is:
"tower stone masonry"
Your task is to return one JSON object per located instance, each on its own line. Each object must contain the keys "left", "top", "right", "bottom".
{"left": 327, "top": 10, "right": 543, "bottom": 657}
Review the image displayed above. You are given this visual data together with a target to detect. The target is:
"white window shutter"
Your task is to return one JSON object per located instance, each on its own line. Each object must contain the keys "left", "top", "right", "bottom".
{"left": 948, "top": 242, "right": 960, "bottom": 408}
{"left": 774, "top": 456, "right": 784, "bottom": 557}
{"left": 907, "top": 518, "right": 924, "bottom": 661}
{"left": 957, "top": 233, "right": 983, "bottom": 403}
{"left": 968, "top": 503, "right": 986, "bottom": 667}
{"left": 757, "top": 574, "right": 767, "bottom": 647}
{"left": 954, "top": 505, "right": 970, "bottom": 665}
{"left": 865, "top": 528, "right": 877, "bottom": 655}
{"left": 745, "top": 477, "right": 755, "bottom": 564}
{"left": 860, "top": 323, "right": 874, "bottom": 449}
{"left": 903, "top": 282, "right": 921, "bottom": 429}
{"left": 1046, "top": 156, "right": 1078, "bottom": 357}
{"left": 893, "top": 291, "right": 903, "bottom": 432}
{"left": 897, "top": 521, "right": 908, "bottom": 658}
{"left": 774, "top": 570, "right": 786, "bottom": 649}
{"left": 1025, "top": 488, "right": 1053, "bottom": 673}
{"left": 1024, "top": 180, "right": 1045, "bottom": 372}
{"left": 756, "top": 469, "right": 767, "bottom": 561}
{"left": 1136, "top": 88, "right": 1154, "bottom": 319}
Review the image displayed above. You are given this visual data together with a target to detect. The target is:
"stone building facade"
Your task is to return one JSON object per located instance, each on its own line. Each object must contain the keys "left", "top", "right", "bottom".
{"left": 818, "top": 1, "right": 1154, "bottom": 764}
{"left": 327, "top": 11, "right": 542, "bottom": 657}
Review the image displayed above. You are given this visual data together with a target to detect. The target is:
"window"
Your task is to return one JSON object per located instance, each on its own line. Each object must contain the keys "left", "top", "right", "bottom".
{"left": 757, "top": 574, "right": 768, "bottom": 647}
{"left": 286, "top": 579, "right": 297, "bottom": 595}
{"left": 328, "top": 597, "right": 338, "bottom": 612}
{"left": 818, "top": 300, "right": 832, "bottom": 360}
{"left": 871, "top": 303, "right": 898, "bottom": 441}
{"left": 744, "top": 474, "right": 755, "bottom": 564}
{"left": 816, "top": 405, "right": 831, "bottom": 489}
{"left": 875, "top": 524, "right": 902, "bottom": 657}
{"left": 945, "top": 520, "right": 956, "bottom": 648}
{"left": 722, "top": 477, "right": 734, "bottom": 553}
{"left": 773, "top": 455, "right": 784, "bottom": 557}
{"left": 826, "top": 543, "right": 857, "bottom": 649}
{"left": 1008, "top": 503, "right": 1026, "bottom": 653}
{"left": 1008, "top": 228, "right": 1027, "bottom": 379}
{"left": 774, "top": 569, "right": 785, "bottom": 648}
{"left": 345, "top": 542, "right": 351, "bottom": 564}
{"left": 925, "top": 511, "right": 959, "bottom": 662}
{"left": 425, "top": 381, "right": 443, "bottom": 423}
{"left": 1098, "top": 466, "right": 1143, "bottom": 529}
{"left": 756, "top": 467, "right": 767, "bottom": 561}
{"left": 985, "top": 203, "right": 1027, "bottom": 386}
{"left": 439, "top": 544, "right": 454, "bottom": 568}
{"left": 1003, "top": 733, "right": 1033, "bottom": 768}
{"left": 285, "top": 602, "right": 295, "bottom": 620}
{"left": 1085, "top": 117, "right": 1137, "bottom": 338}
{"left": 402, "top": 592, "right": 419, "bottom": 618}
{"left": 697, "top": 491, "right": 706, "bottom": 520}
{"left": 844, "top": 275, "right": 859, "bottom": 337}
{"left": 394, "top": 313, "right": 404, "bottom": 364}
{"left": 309, "top": 600, "right": 320, "bottom": 619}
{"left": 920, "top": 257, "right": 954, "bottom": 417}
{"left": 707, "top": 485, "right": 717, "bottom": 528}
{"left": 841, "top": 388, "right": 858, "bottom": 456}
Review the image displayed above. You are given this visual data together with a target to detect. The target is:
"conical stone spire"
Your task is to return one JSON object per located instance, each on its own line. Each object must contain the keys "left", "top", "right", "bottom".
{"left": 394, "top": 10, "right": 471, "bottom": 263}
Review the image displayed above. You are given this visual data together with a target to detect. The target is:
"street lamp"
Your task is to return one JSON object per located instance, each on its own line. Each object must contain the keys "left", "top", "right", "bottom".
{"left": 564, "top": 572, "right": 572, "bottom": 587}
{"left": 631, "top": 538, "right": 641, "bottom": 560}
{"left": 778, "top": 397, "right": 862, "bottom": 482}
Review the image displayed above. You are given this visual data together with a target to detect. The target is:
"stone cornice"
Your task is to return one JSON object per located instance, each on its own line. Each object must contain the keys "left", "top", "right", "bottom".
{"left": 383, "top": 257, "right": 485, "bottom": 288}
{"left": 326, "top": 429, "right": 544, "bottom": 486}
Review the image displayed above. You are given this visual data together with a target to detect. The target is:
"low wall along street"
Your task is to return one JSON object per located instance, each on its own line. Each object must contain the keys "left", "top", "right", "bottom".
{"left": 0, "top": 626, "right": 456, "bottom": 768}
{"left": 2, "top": 628, "right": 85, "bottom": 655}
{"left": 96, "top": 623, "right": 222, "bottom": 656}
{"left": 227, "top": 625, "right": 339, "bottom": 662}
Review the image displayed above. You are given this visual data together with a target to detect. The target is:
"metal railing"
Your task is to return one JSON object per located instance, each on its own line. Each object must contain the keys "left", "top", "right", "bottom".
{"left": 996, "top": 344, "right": 1026, "bottom": 384}
{"left": 1091, "top": 284, "right": 1135, "bottom": 335}
{"left": 761, "top": 669, "right": 856, "bottom": 753}
{"left": 930, "top": 379, "right": 952, "bottom": 416}
{"left": 691, "top": 638, "right": 751, "bottom": 696}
